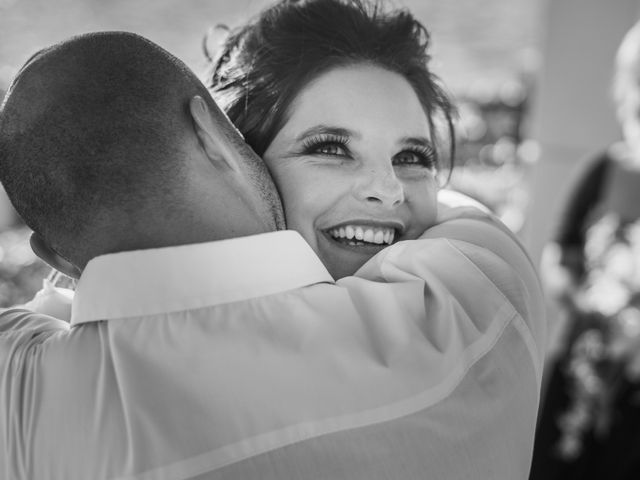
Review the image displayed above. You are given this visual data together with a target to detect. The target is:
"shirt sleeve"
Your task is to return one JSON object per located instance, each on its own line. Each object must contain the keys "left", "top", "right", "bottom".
{"left": 0, "top": 307, "right": 70, "bottom": 366}
{"left": 0, "top": 308, "right": 70, "bottom": 478}
{"left": 354, "top": 206, "right": 546, "bottom": 381}
{"left": 0, "top": 307, "right": 70, "bottom": 335}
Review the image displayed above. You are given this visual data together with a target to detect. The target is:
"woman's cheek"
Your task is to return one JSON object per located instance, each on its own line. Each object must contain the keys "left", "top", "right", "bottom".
{"left": 281, "top": 182, "right": 320, "bottom": 247}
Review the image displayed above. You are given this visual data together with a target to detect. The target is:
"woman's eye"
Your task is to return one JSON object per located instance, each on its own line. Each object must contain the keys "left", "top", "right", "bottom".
{"left": 314, "top": 143, "right": 347, "bottom": 156}
{"left": 301, "top": 134, "right": 351, "bottom": 157}
{"left": 393, "top": 149, "right": 437, "bottom": 169}
{"left": 394, "top": 151, "right": 422, "bottom": 164}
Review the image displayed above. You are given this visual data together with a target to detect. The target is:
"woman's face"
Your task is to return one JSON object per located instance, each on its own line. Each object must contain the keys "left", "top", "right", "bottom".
{"left": 263, "top": 65, "right": 439, "bottom": 279}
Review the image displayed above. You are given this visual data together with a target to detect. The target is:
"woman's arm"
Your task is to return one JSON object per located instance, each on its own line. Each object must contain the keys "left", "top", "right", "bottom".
{"left": 357, "top": 189, "right": 545, "bottom": 361}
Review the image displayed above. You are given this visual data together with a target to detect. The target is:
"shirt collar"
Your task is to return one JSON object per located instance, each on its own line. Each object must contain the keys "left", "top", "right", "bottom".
{"left": 71, "top": 230, "right": 333, "bottom": 326}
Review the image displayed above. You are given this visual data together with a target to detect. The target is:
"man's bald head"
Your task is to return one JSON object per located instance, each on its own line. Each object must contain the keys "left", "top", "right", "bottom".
{"left": 0, "top": 32, "right": 282, "bottom": 269}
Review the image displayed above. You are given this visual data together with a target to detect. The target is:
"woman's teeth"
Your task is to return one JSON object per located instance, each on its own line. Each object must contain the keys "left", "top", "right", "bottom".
{"left": 328, "top": 226, "right": 395, "bottom": 245}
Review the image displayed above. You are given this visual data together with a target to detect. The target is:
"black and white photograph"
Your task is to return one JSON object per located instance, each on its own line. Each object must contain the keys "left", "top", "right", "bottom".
{"left": 0, "top": 0, "right": 638, "bottom": 478}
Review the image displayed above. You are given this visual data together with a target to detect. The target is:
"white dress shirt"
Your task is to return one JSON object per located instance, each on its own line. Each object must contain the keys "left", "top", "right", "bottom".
{"left": 0, "top": 211, "right": 545, "bottom": 480}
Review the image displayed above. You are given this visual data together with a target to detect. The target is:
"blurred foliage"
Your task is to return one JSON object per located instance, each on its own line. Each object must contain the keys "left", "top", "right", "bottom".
{"left": 0, "top": 0, "right": 544, "bottom": 96}
{"left": 447, "top": 74, "right": 536, "bottom": 234}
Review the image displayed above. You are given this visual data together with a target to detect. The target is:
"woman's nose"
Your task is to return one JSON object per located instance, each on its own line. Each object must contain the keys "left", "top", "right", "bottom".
{"left": 355, "top": 165, "right": 405, "bottom": 207}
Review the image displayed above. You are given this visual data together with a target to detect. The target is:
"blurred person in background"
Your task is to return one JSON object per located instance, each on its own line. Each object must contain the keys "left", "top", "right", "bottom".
{"left": 530, "top": 19, "right": 640, "bottom": 480}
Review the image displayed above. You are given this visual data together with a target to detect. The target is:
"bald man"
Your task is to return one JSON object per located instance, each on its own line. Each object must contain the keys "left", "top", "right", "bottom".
{"left": 0, "top": 32, "right": 545, "bottom": 480}
{"left": 0, "top": 33, "right": 284, "bottom": 276}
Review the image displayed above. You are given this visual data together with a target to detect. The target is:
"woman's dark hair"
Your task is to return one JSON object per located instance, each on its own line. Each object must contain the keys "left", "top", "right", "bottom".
{"left": 205, "top": 0, "right": 456, "bottom": 170}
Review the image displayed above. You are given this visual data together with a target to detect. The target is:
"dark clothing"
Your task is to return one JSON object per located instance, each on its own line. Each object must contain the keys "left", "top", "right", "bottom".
{"left": 531, "top": 355, "right": 640, "bottom": 480}
{"left": 530, "top": 145, "right": 640, "bottom": 480}
{"left": 555, "top": 151, "right": 610, "bottom": 251}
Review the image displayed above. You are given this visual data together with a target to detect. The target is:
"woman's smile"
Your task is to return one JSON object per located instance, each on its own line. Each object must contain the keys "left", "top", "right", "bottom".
{"left": 314, "top": 224, "right": 397, "bottom": 275}
{"left": 325, "top": 224, "right": 397, "bottom": 246}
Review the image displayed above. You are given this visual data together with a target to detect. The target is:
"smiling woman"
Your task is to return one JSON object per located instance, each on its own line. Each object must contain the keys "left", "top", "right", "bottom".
{"left": 207, "top": 0, "right": 456, "bottom": 278}
{"left": 263, "top": 65, "right": 439, "bottom": 278}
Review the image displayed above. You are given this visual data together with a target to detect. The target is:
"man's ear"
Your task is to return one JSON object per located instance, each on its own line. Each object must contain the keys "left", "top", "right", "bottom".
{"left": 189, "top": 95, "right": 243, "bottom": 173}
{"left": 30, "top": 233, "right": 81, "bottom": 280}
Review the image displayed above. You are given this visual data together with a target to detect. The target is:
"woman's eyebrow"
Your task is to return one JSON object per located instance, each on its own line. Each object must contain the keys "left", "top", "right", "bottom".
{"left": 399, "top": 136, "right": 433, "bottom": 147}
{"left": 295, "top": 125, "right": 358, "bottom": 142}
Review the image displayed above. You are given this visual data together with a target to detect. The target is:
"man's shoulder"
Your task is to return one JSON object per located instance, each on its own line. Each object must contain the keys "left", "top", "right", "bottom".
{"left": 0, "top": 307, "right": 70, "bottom": 334}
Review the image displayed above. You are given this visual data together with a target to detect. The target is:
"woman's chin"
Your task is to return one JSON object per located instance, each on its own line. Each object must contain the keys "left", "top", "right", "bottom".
{"left": 317, "top": 231, "right": 387, "bottom": 279}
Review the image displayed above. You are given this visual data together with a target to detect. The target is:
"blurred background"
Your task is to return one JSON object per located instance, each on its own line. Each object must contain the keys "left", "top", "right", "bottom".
{"left": 0, "top": 0, "right": 636, "bottom": 309}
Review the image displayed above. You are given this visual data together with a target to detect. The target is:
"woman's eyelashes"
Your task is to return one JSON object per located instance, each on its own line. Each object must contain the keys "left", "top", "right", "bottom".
{"left": 393, "top": 145, "right": 437, "bottom": 170}
{"left": 300, "top": 133, "right": 437, "bottom": 170}
{"left": 301, "top": 134, "right": 351, "bottom": 157}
